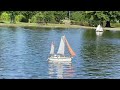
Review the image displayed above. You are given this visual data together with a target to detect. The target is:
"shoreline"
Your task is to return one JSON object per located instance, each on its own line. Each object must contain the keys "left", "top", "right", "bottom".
{"left": 0, "top": 23, "right": 120, "bottom": 31}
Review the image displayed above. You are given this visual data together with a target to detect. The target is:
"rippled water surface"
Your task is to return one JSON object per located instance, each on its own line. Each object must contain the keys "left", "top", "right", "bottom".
{"left": 0, "top": 27, "right": 120, "bottom": 79}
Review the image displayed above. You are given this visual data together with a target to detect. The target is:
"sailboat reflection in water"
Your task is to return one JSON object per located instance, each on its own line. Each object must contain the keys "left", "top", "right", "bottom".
{"left": 96, "top": 32, "right": 103, "bottom": 36}
{"left": 48, "top": 61, "right": 74, "bottom": 79}
{"left": 48, "top": 35, "right": 76, "bottom": 62}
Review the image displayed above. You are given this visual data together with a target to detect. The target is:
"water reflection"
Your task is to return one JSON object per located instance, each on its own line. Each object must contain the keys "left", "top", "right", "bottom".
{"left": 96, "top": 32, "right": 103, "bottom": 36}
{"left": 48, "top": 61, "right": 74, "bottom": 79}
{"left": 80, "top": 29, "right": 120, "bottom": 78}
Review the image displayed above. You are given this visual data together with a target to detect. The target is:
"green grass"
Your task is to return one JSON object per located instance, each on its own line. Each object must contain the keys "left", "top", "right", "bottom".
{"left": 111, "top": 23, "right": 120, "bottom": 27}
{"left": 0, "top": 22, "right": 120, "bottom": 31}
{"left": 0, "top": 22, "right": 81, "bottom": 28}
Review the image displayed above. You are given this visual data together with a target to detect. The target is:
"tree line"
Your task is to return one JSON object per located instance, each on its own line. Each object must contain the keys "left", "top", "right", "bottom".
{"left": 0, "top": 11, "right": 120, "bottom": 27}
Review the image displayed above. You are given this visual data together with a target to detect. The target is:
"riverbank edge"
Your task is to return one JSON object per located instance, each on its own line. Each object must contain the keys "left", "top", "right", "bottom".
{"left": 0, "top": 23, "right": 120, "bottom": 31}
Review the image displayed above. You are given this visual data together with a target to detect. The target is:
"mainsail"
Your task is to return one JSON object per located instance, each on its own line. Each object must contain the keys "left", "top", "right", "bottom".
{"left": 50, "top": 42, "right": 54, "bottom": 55}
{"left": 96, "top": 24, "right": 103, "bottom": 32}
{"left": 64, "top": 36, "right": 76, "bottom": 57}
{"left": 57, "top": 36, "right": 65, "bottom": 55}
{"left": 96, "top": 24, "right": 100, "bottom": 31}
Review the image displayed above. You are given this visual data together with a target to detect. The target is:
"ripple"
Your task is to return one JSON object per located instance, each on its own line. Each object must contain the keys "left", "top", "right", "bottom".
{"left": 0, "top": 27, "right": 120, "bottom": 79}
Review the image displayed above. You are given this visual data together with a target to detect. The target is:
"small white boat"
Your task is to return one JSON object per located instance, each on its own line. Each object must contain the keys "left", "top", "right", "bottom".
{"left": 48, "top": 35, "right": 76, "bottom": 62}
{"left": 96, "top": 24, "right": 103, "bottom": 32}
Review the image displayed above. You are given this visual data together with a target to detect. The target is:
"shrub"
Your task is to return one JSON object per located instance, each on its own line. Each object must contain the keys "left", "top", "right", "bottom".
{"left": 31, "top": 16, "right": 37, "bottom": 23}
{"left": 31, "top": 12, "right": 44, "bottom": 23}
{"left": 0, "top": 12, "right": 10, "bottom": 22}
{"left": 15, "top": 14, "right": 25, "bottom": 22}
{"left": 111, "top": 22, "right": 120, "bottom": 27}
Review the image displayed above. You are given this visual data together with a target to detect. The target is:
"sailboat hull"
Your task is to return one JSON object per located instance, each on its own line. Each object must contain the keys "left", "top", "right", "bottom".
{"left": 96, "top": 30, "right": 103, "bottom": 32}
{"left": 48, "top": 56, "right": 72, "bottom": 62}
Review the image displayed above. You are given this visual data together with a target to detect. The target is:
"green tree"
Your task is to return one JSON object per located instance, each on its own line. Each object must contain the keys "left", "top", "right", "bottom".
{"left": 8, "top": 11, "right": 22, "bottom": 23}
{"left": 54, "top": 11, "right": 67, "bottom": 23}
{"left": 31, "top": 12, "right": 44, "bottom": 23}
{"left": 21, "top": 11, "right": 38, "bottom": 22}
{"left": 85, "top": 11, "right": 120, "bottom": 27}
{"left": 44, "top": 11, "right": 55, "bottom": 23}
{"left": 0, "top": 12, "right": 10, "bottom": 22}
{"left": 15, "top": 14, "right": 25, "bottom": 22}
{"left": 71, "top": 11, "right": 86, "bottom": 21}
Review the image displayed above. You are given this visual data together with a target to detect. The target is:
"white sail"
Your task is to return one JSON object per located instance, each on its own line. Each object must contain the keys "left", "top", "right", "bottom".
{"left": 57, "top": 36, "right": 65, "bottom": 55}
{"left": 96, "top": 24, "right": 103, "bottom": 32}
{"left": 50, "top": 42, "right": 54, "bottom": 55}
{"left": 96, "top": 25, "right": 100, "bottom": 31}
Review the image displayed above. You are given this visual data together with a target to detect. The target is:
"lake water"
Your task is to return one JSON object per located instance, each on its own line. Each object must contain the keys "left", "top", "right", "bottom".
{"left": 0, "top": 27, "right": 120, "bottom": 79}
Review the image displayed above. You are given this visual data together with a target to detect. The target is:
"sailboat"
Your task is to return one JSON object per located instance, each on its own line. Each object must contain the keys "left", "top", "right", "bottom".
{"left": 48, "top": 35, "right": 76, "bottom": 62}
{"left": 96, "top": 24, "right": 103, "bottom": 32}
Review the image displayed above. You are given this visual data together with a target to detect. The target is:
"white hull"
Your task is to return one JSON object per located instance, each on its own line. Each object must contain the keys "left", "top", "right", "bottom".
{"left": 96, "top": 30, "right": 103, "bottom": 32}
{"left": 48, "top": 56, "right": 72, "bottom": 62}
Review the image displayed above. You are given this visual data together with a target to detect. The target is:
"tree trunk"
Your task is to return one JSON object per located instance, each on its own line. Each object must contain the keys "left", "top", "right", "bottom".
{"left": 10, "top": 12, "right": 15, "bottom": 24}
{"left": 105, "top": 21, "right": 111, "bottom": 27}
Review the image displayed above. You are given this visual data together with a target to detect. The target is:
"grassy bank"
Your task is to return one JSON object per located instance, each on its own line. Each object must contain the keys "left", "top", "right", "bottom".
{"left": 0, "top": 23, "right": 120, "bottom": 31}
{"left": 0, "top": 23, "right": 92, "bottom": 29}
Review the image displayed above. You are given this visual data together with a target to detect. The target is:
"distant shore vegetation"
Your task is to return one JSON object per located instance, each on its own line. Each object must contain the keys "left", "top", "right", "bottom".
{"left": 0, "top": 11, "right": 120, "bottom": 28}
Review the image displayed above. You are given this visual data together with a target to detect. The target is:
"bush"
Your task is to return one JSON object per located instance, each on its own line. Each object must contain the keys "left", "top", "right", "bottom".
{"left": 60, "top": 20, "right": 71, "bottom": 24}
{"left": 82, "top": 21, "right": 89, "bottom": 26}
{"left": 31, "top": 12, "right": 44, "bottom": 23}
{"left": 111, "top": 22, "right": 120, "bottom": 27}
{"left": 71, "top": 20, "right": 89, "bottom": 26}
{"left": 44, "top": 12, "right": 56, "bottom": 23}
{"left": 0, "top": 12, "right": 10, "bottom": 22}
{"left": 71, "top": 20, "right": 79, "bottom": 25}
{"left": 60, "top": 20, "right": 64, "bottom": 24}
{"left": 21, "top": 17, "right": 28, "bottom": 22}
{"left": 15, "top": 14, "right": 25, "bottom": 22}
{"left": 31, "top": 16, "right": 37, "bottom": 23}
{"left": 88, "top": 20, "right": 101, "bottom": 27}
